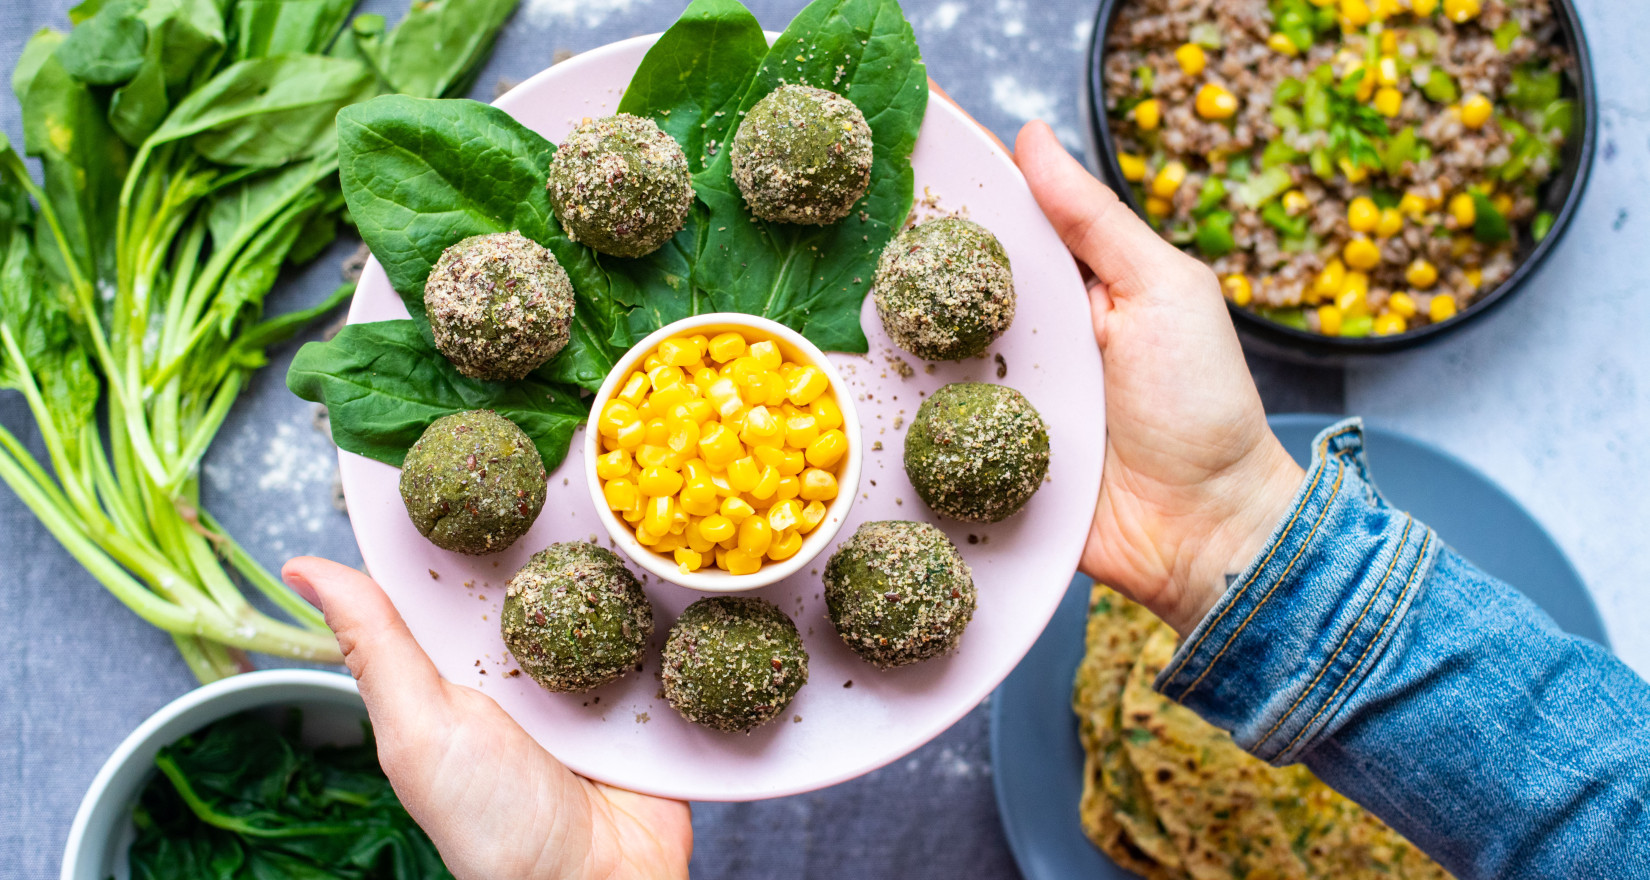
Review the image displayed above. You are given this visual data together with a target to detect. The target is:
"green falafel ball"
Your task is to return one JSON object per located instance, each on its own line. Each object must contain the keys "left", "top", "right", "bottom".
{"left": 399, "top": 410, "right": 547, "bottom": 555}
{"left": 730, "top": 84, "right": 873, "bottom": 225}
{"left": 424, "top": 231, "right": 576, "bottom": 381}
{"left": 874, "top": 218, "right": 1016, "bottom": 361}
{"left": 501, "top": 542, "right": 655, "bottom": 693}
{"left": 824, "top": 521, "right": 976, "bottom": 668}
{"left": 904, "top": 383, "right": 1050, "bottom": 523}
{"left": 546, "top": 113, "right": 693, "bottom": 258}
{"left": 661, "top": 597, "right": 809, "bottom": 732}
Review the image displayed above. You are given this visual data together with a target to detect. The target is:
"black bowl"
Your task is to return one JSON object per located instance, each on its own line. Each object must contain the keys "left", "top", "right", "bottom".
{"left": 1085, "top": 0, "right": 1597, "bottom": 361}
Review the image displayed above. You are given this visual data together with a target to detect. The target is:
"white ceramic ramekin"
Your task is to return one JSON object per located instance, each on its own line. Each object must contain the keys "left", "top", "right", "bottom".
{"left": 61, "top": 669, "right": 364, "bottom": 880}
{"left": 584, "top": 313, "right": 862, "bottom": 592}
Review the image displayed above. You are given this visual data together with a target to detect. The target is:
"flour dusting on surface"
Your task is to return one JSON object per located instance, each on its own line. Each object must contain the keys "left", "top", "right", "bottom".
{"left": 526, "top": 0, "right": 648, "bottom": 29}
{"left": 989, "top": 74, "right": 1079, "bottom": 147}
{"left": 927, "top": 1, "right": 965, "bottom": 30}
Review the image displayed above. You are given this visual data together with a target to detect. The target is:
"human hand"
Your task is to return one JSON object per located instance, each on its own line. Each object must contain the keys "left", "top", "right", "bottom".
{"left": 1013, "top": 121, "right": 1305, "bottom": 634}
{"left": 281, "top": 557, "right": 692, "bottom": 880}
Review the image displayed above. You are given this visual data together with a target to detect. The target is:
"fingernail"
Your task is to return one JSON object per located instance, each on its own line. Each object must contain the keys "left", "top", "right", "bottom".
{"left": 283, "top": 568, "right": 320, "bottom": 609}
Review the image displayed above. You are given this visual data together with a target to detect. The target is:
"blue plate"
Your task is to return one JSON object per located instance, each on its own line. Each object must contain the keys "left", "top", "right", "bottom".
{"left": 989, "top": 414, "right": 1607, "bottom": 880}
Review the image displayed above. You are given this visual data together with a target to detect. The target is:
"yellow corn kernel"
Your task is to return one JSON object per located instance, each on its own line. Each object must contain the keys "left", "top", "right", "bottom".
{"left": 750, "top": 465, "right": 781, "bottom": 501}
{"left": 768, "top": 529, "right": 802, "bottom": 562}
{"left": 1451, "top": 234, "right": 1476, "bottom": 258}
{"left": 1118, "top": 152, "right": 1148, "bottom": 182}
{"left": 674, "top": 547, "right": 704, "bottom": 573}
{"left": 648, "top": 365, "right": 684, "bottom": 392}
{"left": 596, "top": 449, "right": 632, "bottom": 480}
{"left": 1133, "top": 98, "right": 1161, "bottom": 130}
{"left": 727, "top": 456, "right": 761, "bottom": 492}
{"left": 810, "top": 396, "right": 843, "bottom": 431}
{"left": 1443, "top": 0, "right": 1479, "bottom": 23}
{"left": 666, "top": 418, "right": 701, "bottom": 456}
{"left": 1464, "top": 268, "right": 1483, "bottom": 289}
{"left": 691, "top": 368, "right": 717, "bottom": 394}
{"left": 1145, "top": 196, "right": 1173, "bottom": 217}
{"left": 719, "top": 495, "right": 755, "bottom": 523}
{"left": 1279, "top": 189, "right": 1308, "bottom": 216}
{"left": 1341, "top": 270, "right": 1371, "bottom": 301}
{"left": 1412, "top": 0, "right": 1438, "bottom": 13}
{"left": 1348, "top": 197, "right": 1380, "bottom": 233}
{"left": 634, "top": 526, "right": 662, "bottom": 547}
{"left": 1376, "top": 208, "right": 1404, "bottom": 238}
{"left": 1222, "top": 274, "right": 1253, "bottom": 306}
{"left": 1174, "top": 42, "right": 1207, "bottom": 75}
{"left": 1268, "top": 32, "right": 1299, "bottom": 56}
{"left": 783, "top": 413, "right": 820, "bottom": 449}
{"left": 1194, "top": 84, "right": 1238, "bottom": 120}
{"left": 1314, "top": 258, "right": 1348, "bottom": 301}
{"left": 1338, "top": 156, "right": 1370, "bottom": 184}
{"left": 1377, "top": 57, "right": 1400, "bottom": 87}
{"left": 705, "top": 380, "right": 741, "bottom": 420}
{"left": 806, "top": 430, "right": 848, "bottom": 469}
{"left": 642, "top": 353, "right": 663, "bottom": 372}
{"left": 697, "top": 422, "right": 744, "bottom": 468}
{"left": 1379, "top": 30, "right": 1400, "bottom": 55}
{"left": 598, "top": 400, "right": 640, "bottom": 439}
{"left": 1373, "top": 312, "right": 1409, "bottom": 335}
{"left": 1336, "top": 282, "right": 1369, "bottom": 317}
{"left": 1310, "top": 0, "right": 1336, "bottom": 6}
{"left": 713, "top": 547, "right": 729, "bottom": 571}
{"left": 748, "top": 339, "right": 781, "bottom": 371}
{"left": 603, "top": 478, "right": 638, "bottom": 512}
{"left": 686, "top": 524, "right": 716, "bottom": 553}
{"left": 1151, "top": 161, "right": 1187, "bottom": 198}
{"left": 724, "top": 547, "right": 762, "bottom": 575}
{"left": 655, "top": 531, "right": 687, "bottom": 553}
{"left": 617, "top": 371, "right": 649, "bottom": 405}
{"left": 776, "top": 448, "right": 806, "bottom": 476}
{"left": 1341, "top": 0, "right": 1371, "bottom": 27}
{"left": 1492, "top": 193, "right": 1514, "bottom": 217}
{"left": 775, "top": 475, "right": 801, "bottom": 501}
{"left": 707, "top": 332, "right": 746, "bottom": 363}
{"left": 680, "top": 479, "right": 719, "bottom": 516}
{"left": 785, "top": 366, "right": 829, "bottom": 406}
{"left": 1317, "top": 303, "right": 1344, "bottom": 336}
{"left": 643, "top": 496, "right": 675, "bottom": 537}
{"left": 1403, "top": 260, "right": 1438, "bottom": 290}
{"left": 737, "top": 515, "right": 773, "bottom": 556}
{"left": 1388, "top": 291, "right": 1419, "bottom": 317}
{"left": 1374, "top": 87, "right": 1403, "bottom": 118}
{"left": 1430, "top": 293, "right": 1458, "bottom": 321}
{"left": 799, "top": 500, "right": 828, "bottom": 533}
{"left": 636, "top": 444, "right": 672, "bottom": 470}
{"left": 697, "top": 514, "right": 735, "bottom": 543}
{"left": 1343, "top": 236, "right": 1382, "bottom": 271}
{"left": 657, "top": 337, "right": 700, "bottom": 367}
{"left": 740, "top": 405, "right": 783, "bottom": 447}
{"left": 800, "top": 467, "right": 839, "bottom": 501}
{"left": 767, "top": 499, "right": 803, "bottom": 533}
{"left": 1374, "top": 0, "right": 1404, "bottom": 18}
{"left": 1398, "top": 192, "right": 1430, "bottom": 218}
{"left": 1449, "top": 193, "right": 1476, "bottom": 227}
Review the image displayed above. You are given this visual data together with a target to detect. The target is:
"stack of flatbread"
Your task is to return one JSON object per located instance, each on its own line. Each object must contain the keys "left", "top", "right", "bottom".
{"left": 1073, "top": 584, "right": 1453, "bottom": 879}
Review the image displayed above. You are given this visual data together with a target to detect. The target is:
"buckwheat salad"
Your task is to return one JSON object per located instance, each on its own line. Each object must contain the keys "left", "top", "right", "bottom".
{"left": 1102, "top": 0, "right": 1576, "bottom": 337}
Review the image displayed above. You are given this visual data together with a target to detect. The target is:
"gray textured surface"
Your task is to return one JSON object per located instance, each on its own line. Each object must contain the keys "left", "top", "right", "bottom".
{"left": 0, "top": 1, "right": 1344, "bottom": 877}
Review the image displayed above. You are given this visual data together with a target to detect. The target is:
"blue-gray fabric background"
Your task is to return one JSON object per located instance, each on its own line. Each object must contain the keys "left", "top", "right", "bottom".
{"left": 0, "top": 1, "right": 1341, "bottom": 876}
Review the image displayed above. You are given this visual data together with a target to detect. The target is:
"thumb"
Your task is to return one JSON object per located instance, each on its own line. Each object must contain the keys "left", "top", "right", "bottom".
{"left": 281, "top": 556, "right": 449, "bottom": 739}
{"left": 1013, "top": 120, "right": 1188, "bottom": 298}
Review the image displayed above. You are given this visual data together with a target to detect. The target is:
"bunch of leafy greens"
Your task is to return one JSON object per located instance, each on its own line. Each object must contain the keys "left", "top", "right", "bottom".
{"left": 127, "top": 711, "right": 450, "bottom": 879}
{"left": 288, "top": 0, "right": 927, "bottom": 473}
{"left": 0, "top": 0, "right": 518, "bottom": 682}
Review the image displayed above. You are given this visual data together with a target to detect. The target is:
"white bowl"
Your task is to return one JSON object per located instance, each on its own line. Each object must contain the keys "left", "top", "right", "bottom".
{"left": 583, "top": 313, "right": 863, "bottom": 591}
{"left": 61, "top": 670, "right": 364, "bottom": 880}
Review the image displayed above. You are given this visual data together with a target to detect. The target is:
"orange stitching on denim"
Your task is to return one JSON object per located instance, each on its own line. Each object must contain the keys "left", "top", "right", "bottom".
{"left": 1251, "top": 515, "right": 1413, "bottom": 752}
{"left": 1161, "top": 425, "right": 1358, "bottom": 684}
{"left": 1175, "top": 454, "right": 1349, "bottom": 700}
{"left": 1279, "top": 528, "right": 1432, "bottom": 756}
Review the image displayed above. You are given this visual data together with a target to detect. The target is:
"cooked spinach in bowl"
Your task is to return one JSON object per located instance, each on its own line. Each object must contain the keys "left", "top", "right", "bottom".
{"left": 1102, "top": 0, "right": 1576, "bottom": 337}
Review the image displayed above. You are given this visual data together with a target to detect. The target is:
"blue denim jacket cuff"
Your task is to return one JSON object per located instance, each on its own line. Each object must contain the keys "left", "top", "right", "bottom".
{"left": 1152, "top": 417, "right": 1440, "bottom": 765}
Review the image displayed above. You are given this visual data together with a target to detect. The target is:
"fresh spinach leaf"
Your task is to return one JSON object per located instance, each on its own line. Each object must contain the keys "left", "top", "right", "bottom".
{"left": 611, "top": 0, "right": 768, "bottom": 337}
{"left": 346, "top": 0, "right": 520, "bottom": 99}
{"left": 108, "top": 39, "right": 168, "bottom": 145}
{"left": 148, "top": 54, "right": 379, "bottom": 167}
{"left": 231, "top": 0, "right": 355, "bottom": 60}
{"left": 54, "top": 0, "right": 147, "bottom": 85}
{"left": 288, "top": 320, "right": 588, "bottom": 471}
{"left": 12, "top": 28, "right": 65, "bottom": 101}
{"left": 336, "top": 95, "right": 627, "bottom": 391}
{"left": 692, "top": 0, "right": 927, "bottom": 353}
{"left": 109, "top": 0, "right": 229, "bottom": 143}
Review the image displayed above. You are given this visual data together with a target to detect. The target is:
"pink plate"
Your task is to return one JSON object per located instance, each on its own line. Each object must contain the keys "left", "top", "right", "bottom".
{"left": 338, "top": 34, "right": 1103, "bottom": 802}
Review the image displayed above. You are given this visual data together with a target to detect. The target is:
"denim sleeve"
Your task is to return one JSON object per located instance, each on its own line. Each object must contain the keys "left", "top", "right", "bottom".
{"left": 1155, "top": 418, "right": 1650, "bottom": 880}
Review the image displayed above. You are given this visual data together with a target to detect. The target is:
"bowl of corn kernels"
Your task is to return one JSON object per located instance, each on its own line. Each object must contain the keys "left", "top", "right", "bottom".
{"left": 584, "top": 313, "right": 862, "bottom": 591}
